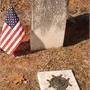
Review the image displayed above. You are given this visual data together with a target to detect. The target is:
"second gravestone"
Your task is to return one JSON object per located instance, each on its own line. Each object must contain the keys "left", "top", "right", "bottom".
{"left": 31, "top": 0, "right": 67, "bottom": 51}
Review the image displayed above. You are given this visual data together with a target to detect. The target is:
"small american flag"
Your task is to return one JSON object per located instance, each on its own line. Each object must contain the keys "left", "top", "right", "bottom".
{"left": 0, "top": 6, "right": 26, "bottom": 55}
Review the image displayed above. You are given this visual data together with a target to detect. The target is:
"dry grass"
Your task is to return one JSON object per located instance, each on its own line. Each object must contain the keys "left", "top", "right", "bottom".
{"left": 0, "top": 0, "right": 89, "bottom": 90}
{"left": 0, "top": 39, "right": 89, "bottom": 90}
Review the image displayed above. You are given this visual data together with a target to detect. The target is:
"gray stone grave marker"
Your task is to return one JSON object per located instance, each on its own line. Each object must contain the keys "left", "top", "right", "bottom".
{"left": 37, "top": 70, "right": 80, "bottom": 90}
{"left": 31, "top": 0, "right": 67, "bottom": 51}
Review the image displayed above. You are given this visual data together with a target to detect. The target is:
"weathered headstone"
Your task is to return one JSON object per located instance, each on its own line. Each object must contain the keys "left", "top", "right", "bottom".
{"left": 31, "top": 0, "right": 67, "bottom": 51}
{"left": 37, "top": 70, "right": 80, "bottom": 90}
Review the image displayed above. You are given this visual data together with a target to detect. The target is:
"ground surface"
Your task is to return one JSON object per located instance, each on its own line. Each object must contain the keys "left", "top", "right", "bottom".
{"left": 0, "top": 0, "right": 90, "bottom": 90}
{"left": 0, "top": 40, "right": 89, "bottom": 90}
{"left": 0, "top": 14, "right": 89, "bottom": 90}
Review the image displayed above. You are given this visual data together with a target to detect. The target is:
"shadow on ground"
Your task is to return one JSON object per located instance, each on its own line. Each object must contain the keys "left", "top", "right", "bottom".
{"left": 64, "top": 13, "right": 89, "bottom": 46}
{"left": 14, "top": 39, "right": 31, "bottom": 56}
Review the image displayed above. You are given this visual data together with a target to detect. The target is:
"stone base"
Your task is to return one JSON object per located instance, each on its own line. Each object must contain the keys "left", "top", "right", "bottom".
{"left": 37, "top": 70, "right": 80, "bottom": 90}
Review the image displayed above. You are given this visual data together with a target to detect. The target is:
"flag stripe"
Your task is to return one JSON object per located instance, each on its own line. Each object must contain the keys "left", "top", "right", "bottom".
{"left": 1, "top": 24, "right": 21, "bottom": 49}
{"left": 0, "top": 26, "right": 11, "bottom": 42}
{"left": 2, "top": 23, "right": 8, "bottom": 32}
{"left": 4, "top": 29, "right": 24, "bottom": 53}
{"left": 10, "top": 35, "right": 25, "bottom": 55}
{"left": 7, "top": 32, "right": 25, "bottom": 54}
{"left": 0, "top": 23, "right": 8, "bottom": 38}
{"left": 0, "top": 22, "right": 20, "bottom": 48}
{"left": 0, "top": 6, "right": 26, "bottom": 55}
{"left": 0, "top": 27, "right": 11, "bottom": 47}
{"left": 3, "top": 27, "right": 24, "bottom": 51}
